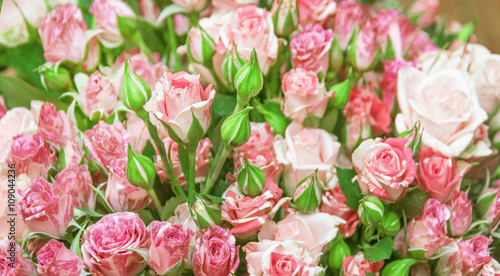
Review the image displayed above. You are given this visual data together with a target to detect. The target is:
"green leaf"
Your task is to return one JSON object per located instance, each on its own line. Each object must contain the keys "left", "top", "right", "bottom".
{"left": 336, "top": 167, "right": 363, "bottom": 210}
{"left": 122, "top": 248, "right": 149, "bottom": 264}
{"left": 212, "top": 93, "right": 237, "bottom": 118}
{"left": 164, "top": 259, "right": 185, "bottom": 276}
{"left": 392, "top": 188, "right": 428, "bottom": 219}
{"left": 4, "top": 42, "right": 45, "bottom": 87}
{"left": 204, "top": 194, "right": 225, "bottom": 204}
{"left": 0, "top": 75, "right": 67, "bottom": 109}
{"left": 70, "top": 219, "right": 89, "bottom": 258}
{"left": 457, "top": 20, "right": 476, "bottom": 42}
{"left": 138, "top": 208, "right": 156, "bottom": 226}
{"left": 364, "top": 237, "right": 394, "bottom": 262}
{"left": 74, "top": 207, "right": 104, "bottom": 218}
{"left": 213, "top": 180, "right": 231, "bottom": 197}
{"left": 85, "top": 182, "right": 115, "bottom": 214}
{"left": 366, "top": 273, "right": 377, "bottom": 276}
{"left": 161, "top": 196, "right": 187, "bottom": 221}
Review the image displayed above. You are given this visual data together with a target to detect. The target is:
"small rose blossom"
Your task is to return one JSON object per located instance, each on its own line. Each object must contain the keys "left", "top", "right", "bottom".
{"left": 237, "top": 122, "right": 275, "bottom": 153}
{"left": 9, "top": 132, "right": 54, "bottom": 179}
{"left": 36, "top": 239, "right": 84, "bottom": 276}
{"left": 0, "top": 239, "right": 38, "bottom": 275}
{"left": 168, "top": 202, "right": 198, "bottom": 232}
{"left": 18, "top": 178, "right": 74, "bottom": 238}
{"left": 296, "top": 0, "right": 336, "bottom": 26}
{"left": 409, "top": 0, "right": 439, "bottom": 28}
{"left": 81, "top": 212, "right": 150, "bottom": 276}
{"left": 334, "top": 0, "right": 370, "bottom": 50}
{"left": 89, "top": 0, "right": 136, "bottom": 47}
{"left": 437, "top": 236, "right": 493, "bottom": 276}
{"left": 480, "top": 187, "right": 500, "bottom": 232}
{"left": 84, "top": 121, "right": 130, "bottom": 170}
{"left": 77, "top": 71, "right": 118, "bottom": 118}
{"left": 0, "top": 107, "right": 37, "bottom": 161}
{"left": 352, "top": 138, "right": 417, "bottom": 202}
{"left": 173, "top": 14, "right": 189, "bottom": 35}
{"left": 37, "top": 102, "right": 75, "bottom": 147}
{"left": 138, "top": 0, "right": 160, "bottom": 25}
{"left": 343, "top": 252, "right": 384, "bottom": 276}
{"left": 62, "top": 140, "right": 84, "bottom": 168}
{"left": 55, "top": 165, "right": 94, "bottom": 209}
{"left": 234, "top": 151, "right": 283, "bottom": 184}
{"left": 320, "top": 186, "right": 360, "bottom": 238}
{"left": 446, "top": 191, "right": 472, "bottom": 236}
{"left": 290, "top": 24, "right": 334, "bottom": 74}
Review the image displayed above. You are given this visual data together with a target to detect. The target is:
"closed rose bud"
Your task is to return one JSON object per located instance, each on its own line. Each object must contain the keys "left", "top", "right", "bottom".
{"left": 126, "top": 145, "right": 156, "bottom": 190}
{"left": 221, "top": 107, "right": 252, "bottom": 148}
{"left": 237, "top": 156, "right": 265, "bottom": 196}
{"left": 477, "top": 187, "right": 499, "bottom": 220}
{"left": 329, "top": 35, "right": 344, "bottom": 72}
{"left": 446, "top": 191, "right": 472, "bottom": 236}
{"left": 187, "top": 25, "right": 215, "bottom": 65}
{"left": 358, "top": 196, "right": 384, "bottom": 226}
{"left": 193, "top": 197, "right": 222, "bottom": 229}
{"left": 272, "top": 0, "right": 299, "bottom": 38}
{"left": 36, "top": 239, "right": 84, "bottom": 276}
{"left": 90, "top": 0, "right": 136, "bottom": 48}
{"left": 293, "top": 170, "right": 322, "bottom": 214}
{"left": 222, "top": 43, "right": 246, "bottom": 86}
{"left": 377, "top": 211, "right": 400, "bottom": 237}
{"left": 122, "top": 58, "right": 151, "bottom": 111}
{"left": 381, "top": 259, "right": 420, "bottom": 276}
{"left": 234, "top": 49, "right": 263, "bottom": 101}
{"left": 348, "top": 19, "right": 380, "bottom": 72}
{"left": 38, "top": 64, "right": 71, "bottom": 92}
{"left": 329, "top": 238, "right": 351, "bottom": 269}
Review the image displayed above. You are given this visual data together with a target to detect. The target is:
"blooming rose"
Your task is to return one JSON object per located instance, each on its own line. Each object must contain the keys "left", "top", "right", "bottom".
{"left": 334, "top": 0, "right": 370, "bottom": 50}
{"left": 0, "top": 0, "right": 47, "bottom": 47}
{"left": 281, "top": 68, "right": 332, "bottom": 123}
{"left": 89, "top": 0, "right": 136, "bottom": 47}
{"left": 258, "top": 211, "right": 343, "bottom": 260}
{"left": 409, "top": 0, "right": 439, "bottom": 28}
{"left": 407, "top": 199, "right": 452, "bottom": 258}
{"left": 36, "top": 239, "right": 84, "bottom": 276}
{"left": 76, "top": 71, "right": 118, "bottom": 118}
{"left": 105, "top": 158, "right": 149, "bottom": 212}
{"left": 222, "top": 183, "right": 290, "bottom": 239}
{"left": 0, "top": 165, "right": 30, "bottom": 240}
{"left": 84, "top": 121, "right": 129, "bottom": 170}
{"left": 320, "top": 186, "right": 360, "bottom": 238}
{"left": 352, "top": 138, "right": 416, "bottom": 202}
{"left": 114, "top": 48, "right": 168, "bottom": 90}
{"left": 417, "top": 148, "right": 471, "bottom": 203}
{"left": 18, "top": 178, "right": 74, "bottom": 237}
{"left": 55, "top": 165, "right": 94, "bottom": 209}
{"left": 192, "top": 225, "right": 240, "bottom": 276}
{"left": 469, "top": 46, "right": 500, "bottom": 113}
{"left": 39, "top": 4, "right": 88, "bottom": 64}
{"left": 296, "top": 0, "right": 336, "bottom": 26}
{"left": 0, "top": 107, "right": 37, "bottom": 161}
{"left": 149, "top": 71, "right": 215, "bottom": 144}
{"left": 148, "top": 221, "right": 194, "bottom": 275}
{"left": 0, "top": 239, "right": 38, "bottom": 275}
{"left": 343, "top": 252, "right": 384, "bottom": 276}
{"left": 274, "top": 122, "right": 341, "bottom": 196}
{"left": 290, "top": 24, "right": 334, "bottom": 74}
{"left": 237, "top": 122, "right": 274, "bottom": 153}
{"left": 9, "top": 133, "right": 54, "bottom": 179}
{"left": 446, "top": 191, "right": 472, "bottom": 237}
{"left": 37, "top": 102, "right": 75, "bottom": 147}
{"left": 437, "top": 236, "right": 493, "bottom": 276}
{"left": 243, "top": 240, "right": 324, "bottom": 276}
{"left": 81, "top": 212, "right": 150, "bottom": 276}
{"left": 396, "top": 67, "right": 488, "bottom": 157}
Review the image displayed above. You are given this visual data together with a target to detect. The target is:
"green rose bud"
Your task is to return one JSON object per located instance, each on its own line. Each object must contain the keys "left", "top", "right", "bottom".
{"left": 126, "top": 145, "right": 156, "bottom": 190}
{"left": 329, "top": 35, "right": 344, "bottom": 72}
{"left": 234, "top": 49, "right": 263, "bottom": 101}
{"left": 328, "top": 238, "right": 351, "bottom": 270}
{"left": 381, "top": 259, "right": 420, "bottom": 276}
{"left": 193, "top": 196, "right": 222, "bottom": 229}
{"left": 221, "top": 107, "right": 252, "bottom": 148}
{"left": 38, "top": 64, "right": 71, "bottom": 92}
{"left": 122, "top": 58, "right": 151, "bottom": 111}
{"left": 377, "top": 211, "right": 401, "bottom": 237}
{"left": 272, "top": 0, "right": 299, "bottom": 38}
{"left": 358, "top": 196, "right": 384, "bottom": 226}
{"left": 293, "top": 170, "right": 322, "bottom": 213}
{"left": 330, "top": 79, "right": 350, "bottom": 108}
{"left": 237, "top": 156, "right": 265, "bottom": 196}
{"left": 187, "top": 25, "right": 216, "bottom": 65}
{"left": 222, "top": 42, "right": 246, "bottom": 86}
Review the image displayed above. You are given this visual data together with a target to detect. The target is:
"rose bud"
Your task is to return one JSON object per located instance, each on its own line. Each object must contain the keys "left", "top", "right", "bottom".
{"left": 193, "top": 196, "right": 223, "bottom": 229}
{"left": 172, "top": 0, "right": 207, "bottom": 12}
{"left": 222, "top": 43, "right": 246, "bottom": 86}
{"left": 437, "top": 236, "right": 493, "bottom": 276}
{"left": 0, "top": 239, "right": 38, "bottom": 275}
{"left": 192, "top": 226, "right": 240, "bottom": 276}
{"left": 84, "top": 121, "right": 129, "bottom": 170}
{"left": 55, "top": 165, "right": 95, "bottom": 209}
{"left": 187, "top": 25, "right": 216, "bottom": 65}
{"left": 77, "top": 71, "right": 118, "bottom": 119}
{"left": 272, "top": 0, "right": 299, "bottom": 38}
{"left": 290, "top": 24, "right": 334, "bottom": 74}
{"left": 38, "top": 64, "right": 71, "bottom": 92}
{"left": 126, "top": 145, "right": 156, "bottom": 190}
{"left": 329, "top": 36, "right": 344, "bottom": 72}
{"left": 36, "top": 239, "right": 84, "bottom": 276}
{"left": 37, "top": 102, "right": 75, "bottom": 147}
{"left": 348, "top": 19, "right": 380, "bottom": 72}
{"left": 329, "top": 238, "right": 351, "bottom": 270}
{"left": 446, "top": 191, "right": 473, "bottom": 237}
{"left": 381, "top": 259, "right": 420, "bottom": 276}
{"left": 343, "top": 252, "right": 384, "bottom": 276}
{"left": 81, "top": 212, "right": 150, "bottom": 276}
{"left": 9, "top": 132, "right": 54, "bottom": 179}
{"left": 237, "top": 156, "right": 265, "bottom": 196}
{"left": 358, "top": 196, "right": 384, "bottom": 226}
{"left": 221, "top": 107, "right": 252, "bottom": 148}
{"left": 89, "top": 0, "right": 136, "bottom": 48}
{"left": 293, "top": 170, "right": 322, "bottom": 214}
{"left": 234, "top": 49, "right": 264, "bottom": 103}
{"left": 19, "top": 178, "right": 74, "bottom": 238}
{"left": 477, "top": 187, "right": 500, "bottom": 232}
{"left": 122, "top": 58, "right": 151, "bottom": 111}
{"left": 148, "top": 221, "right": 194, "bottom": 275}
{"left": 377, "top": 211, "right": 401, "bottom": 237}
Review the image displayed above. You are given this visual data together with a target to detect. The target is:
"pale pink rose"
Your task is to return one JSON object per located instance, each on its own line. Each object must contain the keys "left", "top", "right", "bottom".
{"left": 168, "top": 202, "right": 198, "bottom": 232}
{"left": 334, "top": 0, "right": 371, "bottom": 50}
{"left": 126, "top": 112, "right": 150, "bottom": 153}
{"left": 469, "top": 48, "right": 500, "bottom": 113}
{"left": 8, "top": 133, "right": 55, "bottom": 179}
{"left": 81, "top": 38, "right": 100, "bottom": 72}
{"left": 55, "top": 165, "right": 94, "bottom": 209}
{"left": 105, "top": 158, "right": 149, "bottom": 212}
{"left": 351, "top": 18, "right": 379, "bottom": 71}
{"left": 290, "top": 24, "right": 334, "bottom": 74}
{"left": 352, "top": 138, "right": 416, "bottom": 202}
{"left": 173, "top": 14, "right": 189, "bottom": 35}
{"left": 0, "top": 107, "right": 37, "bottom": 161}
{"left": 219, "top": 6, "right": 279, "bottom": 75}
{"left": 258, "top": 211, "right": 343, "bottom": 260}
{"left": 320, "top": 186, "right": 360, "bottom": 238}
{"left": 89, "top": 0, "right": 136, "bottom": 48}
{"left": 84, "top": 121, "right": 130, "bottom": 170}
{"left": 237, "top": 122, "right": 275, "bottom": 153}
{"left": 274, "top": 122, "right": 341, "bottom": 196}
{"left": 138, "top": 0, "right": 160, "bottom": 25}
{"left": 409, "top": 0, "right": 439, "bottom": 28}
{"left": 296, "top": 0, "right": 336, "bottom": 26}
{"left": 437, "top": 236, "right": 493, "bottom": 276}
{"left": 446, "top": 191, "right": 472, "bottom": 237}
{"left": 148, "top": 221, "right": 194, "bottom": 275}
{"left": 243, "top": 240, "right": 324, "bottom": 276}
{"left": 396, "top": 67, "right": 488, "bottom": 157}
{"left": 192, "top": 226, "right": 240, "bottom": 276}
{"left": 481, "top": 258, "right": 500, "bottom": 276}
{"left": 39, "top": 4, "right": 88, "bottom": 64}
{"left": 18, "top": 178, "right": 74, "bottom": 237}
{"left": 380, "top": 58, "right": 421, "bottom": 110}
{"left": 37, "top": 102, "right": 75, "bottom": 147}
{"left": 234, "top": 151, "right": 283, "bottom": 183}
{"left": 407, "top": 198, "right": 452, "bottom": 258}
{"left": 0, "top": 0, "right": 47, "bottom": 47}
{"left": 393, "top": 230, "right": 408, "bottom": 257}
{"left": 281, "top": 68, "right": 331, "bottom": 123}
{"left": 36, "top": 239, "right": 84, "bottom": 276}
{"left": 78, "top": 71, "right": 118, "bottom": 118}
{"left": 0, "top": 165, "right": 30, "bottom": 240}
{"left": 150, "top": 71, "right": 215, "bottom": 144}
{"left": 212, "top": 0, "right": 259, "bottom": 12}
{"left": 62, "top": 140, "right": 84, "bottom": 168}
{"left": 81, "top": 212, "right": 150, "bottom": 276}
{"left": 343, "top": 252, "right": 384, "bottom": 276}
{"left": 222, "top": 183, "right": 290, "bottom": 239}
{"left": 417, "top": 148, "right": 471, "bottom": 203}
{"left": 0, "top": 96, "right": 6, "bottom": 120}
{"left": 114, "top": 48, "right": 168, "bottom": 90}
{"left": 0, "top": 239, "right": 38, "bottom": 276}
{"left": 173, "top": 0, "right": 207, "bottom": 12}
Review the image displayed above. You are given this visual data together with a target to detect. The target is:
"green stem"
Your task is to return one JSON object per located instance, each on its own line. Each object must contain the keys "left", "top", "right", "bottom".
{"left": 187, "top": 145, "right": 197, "bottom": 206}
{"left": 234, "top": 96, "right": 249, "bottom": 113}
{"left": 166, "top": 16, "right": 182, "bottom": 72}
{"left": 203, "top": 146, "right": 231, "bottom": 194}
{"left": 133, "top": 32, "right": 152, "bottom": 61}
{"left": 146, "top": 188, "right": 163, "bottom": 214}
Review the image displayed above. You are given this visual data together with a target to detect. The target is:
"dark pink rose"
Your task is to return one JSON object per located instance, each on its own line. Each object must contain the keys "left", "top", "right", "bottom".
{"left": 84, "top": 121, "right": 129, "bottom": 170}
{"left": 55, "top": 165, "right": 94, "bottom": 209}
{"left": 290, "top": 24, "right": 334, "bottom": 74}
{"left": 36, "top": 239, "right": 84, "bottom": 276}
{"left": 37, "top": 102, "right": 75, "bottom": 147}
{"left": 9, "top": 132, "right": 54, "bottom": 179}
{"left": 343, "top": 252, "right": 384, "bottom": 276}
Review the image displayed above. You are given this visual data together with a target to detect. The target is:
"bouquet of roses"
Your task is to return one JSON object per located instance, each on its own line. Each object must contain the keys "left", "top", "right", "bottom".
{"left": 1, "top": 0, "right": 499, "bottom": 275}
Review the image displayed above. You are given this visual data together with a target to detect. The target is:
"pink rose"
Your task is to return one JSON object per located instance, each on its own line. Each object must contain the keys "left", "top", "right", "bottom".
{"left": 290, "top": 24, "right": 334, "bottom": 74}
{"left": 243, "top": 240, "right": 324, "bottom": 276}
{"left": 150, "top": 71, "right": 215, "bottom": 144}
{"left": 0, "top": 0, "right": 47, "bottom": 47}
{"left": 320, "top": 186, "right": 360, "bottom": 238}
{"left": 18, "top": 178, "right": 74, "bottom": 237}
{"left": 407, "top": 198, "right": 453, "bottom": 258}
{"left": 39, "top": 4, "right": 88, "bottom": 64}
{"left": 37, "top": 102, "right": 75, "bottom": 147}
{"left": 409, "top": 0, "right": 439, "bottom": 28}
{"left": 173, "top": 0, "right": 207, "bottom": 12}
{"left": 343, "top": 252, "right": 384, "bottom": 276}
{"left": 396, "top": 67, "right": 488, "bottom": 157}
{"left": 36, "top": 239, "right": 84, "bottom": 276}
{"left": 192, "top": 225, "right": 240, "bottom": 276}
{"left": 234, "top": 151, "right": 282, "bottom": 183}
{"left": 138, "top": 0, "right": 160, "bottom": 25}
{"left": 258, "top": 211, "right": 343, "bottom": 260}
{"left": 174, "top": 14, "right": 189, "bottom": 35}
{"left": 77, "top": 71, "right": 118, "bottom": 118}
{"left": 352, "top": 138, "right": 417, "bottom": 202}
{"left": 446, "top": 191, "right": 472, "bottom": 237}
{"left": 296, "top": 0, "right": 336, "bottom": 26}
{"left": 222, "top": 183, "right": 290, "bottom": 239}
{"left": 274, "top": 122, "right": 341, "bottom": 196}
{"left": 84, "top": 121, "right": 129, "bottom": 170}
{"left": 212, "top": 0, "right": 259, "bottom": 12}
{"left": 168, "top": 202, "right": 198, "bottom": 232}
{"left": 9, "top": 133, "right": 54, "bottom": 179}
{"left": 334, "top": 0, "right": 371, "bottom": 50}
{"left": 81, "top": 212, "right": 150, "bottom": 276}
{"left": 380, "top": 58, "right": 421, "bottom": 110}
{"left": 0, "top": 239, "right": 38, "bottom": 276}
{"left": 89, "top": 0, "right": 136, "bottom": 47}
{"left": 105, "top": 158, "right": 149, "bottom": 212}
{"left": 469, "top": 47, "right": 500, "bottom": 113}
{"left": 417, "top": 148, "right": 471, "bottom": 203}
{"left": 0, "top": 107, "right": 37, "bottom": 161}
{"left": 55, "top": 165, "right": 94, "bottom": 209}
{"left": 281, "top": 68, "right": 332, "bottom": 123}
{"left": 437, "top": 236, "right": 493, "bottom": 276}
{"left": 148, "top": 221, "right": 194, "bottom": 275}
{"left": 81, "top": 38, "right": 100, "bottom": 72}
{"left": 0, "top": 165, "right": 30, "bottom": 240}
{"left": 114, "top": 48, "right": 168, "bottom": 90}
{"left": 237, "top": 122, "right": 274, "bottom": 153}
{"left": 480, "top": 187, "right": 500, "bottom": 232}
{"left": 351, "top": 18, "right": 379, "bottom": 71}
{"left": 62, "top": 141, "right": 84, "bottom": 168}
